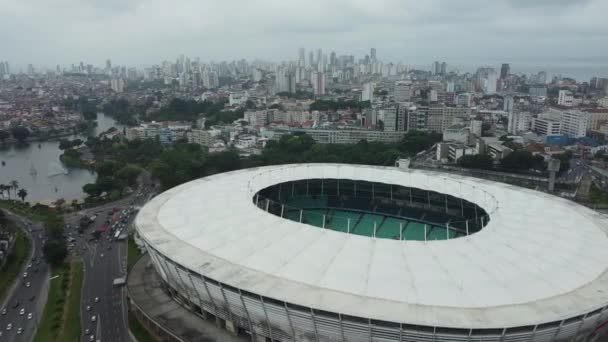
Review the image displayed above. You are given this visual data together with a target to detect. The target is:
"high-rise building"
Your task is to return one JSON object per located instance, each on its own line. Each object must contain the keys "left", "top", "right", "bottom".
{"left": 561, "top": 111, "right": 588, "bottom": 138}
{"left": 503, "top": 96, "right": 514, "bottom": 112}
{"left": 558, "top": 90, "right": 574, "bottom": 107}
{"left": 298, "top": 48, "right": 305, "bottom": 67}
{"left": 316, "top": 49, "right": 322, "bottom": 68}
{"left": 330, "top": 51, "right": 336, "bottom": 66}
{"left": 110, "top": 78, "right": 125, "bottom": 93}
{"left": 500, "top": 63, "right": 510, "bottom": 79}
{"left": 370, "top": 48, "right": 377, "bottom": 62}
{"left": 440, "top": 62, "right": 447, "bottom": 75}
{"left": 308, "top": 51, "right": 314, "bottom": 68}
{"left": 0, "top": 62, "right": 5, "bottom": 77}
{"left": 394, "top": 81, "right": 413, "bottom": 102}
{"left": 362, "top": 83, "right": 374, "bottom": 102}
{"left": 508, "top": 112, "right": 531, "bottom": 134}
{"left": 106, "top": 59, "right": 112, "bottom": 70}
{"left": 311, "top": 72, "right": 325, "bottom": 96}
{"left": 537, "top": 71, "right": 547, "bottom": 84}
{"left": 433, "top": 61, "right": 441, "bottom": 75}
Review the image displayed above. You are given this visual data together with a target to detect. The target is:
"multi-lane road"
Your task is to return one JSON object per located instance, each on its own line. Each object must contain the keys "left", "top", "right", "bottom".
{"left": 0, "top": 212, "right": 50, "bottom": 342}
{"left": 64, "top": 173, "right": 154, "bottom": 342}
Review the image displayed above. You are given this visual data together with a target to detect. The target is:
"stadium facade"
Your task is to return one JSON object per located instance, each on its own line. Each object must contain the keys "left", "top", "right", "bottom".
{"left": 135, "top": 164, "right": 608, "bottom": 342}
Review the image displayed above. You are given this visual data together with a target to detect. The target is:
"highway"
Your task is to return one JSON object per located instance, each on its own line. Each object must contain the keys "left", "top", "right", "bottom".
{"left": 0, "top": 212, "right": 50, "bottom": 342}
{"left": 64, "top": 171, "right": 154, "bottom": 342}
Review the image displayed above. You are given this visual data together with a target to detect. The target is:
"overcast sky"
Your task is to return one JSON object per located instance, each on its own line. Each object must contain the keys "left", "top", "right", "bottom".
{"left": 2, "top": 0, "right": 608, "bottom": 74}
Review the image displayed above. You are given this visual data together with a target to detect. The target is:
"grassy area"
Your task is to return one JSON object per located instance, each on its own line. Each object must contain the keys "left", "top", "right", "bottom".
{"left": 34, "top": 264, "right": 69, "bottom": 342}
{"left": 0, "top": 227, "right": 31, "bottom": 304}
{"left": 590, "top": 184, "right": 608, "bottom": 206}
{"left": 0, "top": 200, "right": 57, "bottom": 222}
{"left": 58, "top": 260, "right": 83, "bottom": 341}
{"left": 129, "top": 311, "right": 159, "bottom": 342}
{"left": 127, "top": 236, "right": 142, "bottom": 271}
{"left": 34, "top": 260, "right": 83, "bottom": 342}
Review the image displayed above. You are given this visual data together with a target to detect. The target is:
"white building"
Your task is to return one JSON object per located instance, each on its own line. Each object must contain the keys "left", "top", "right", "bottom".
{"left": 507, "top": 112, "right": 531, "bottom": 135}
{"left": 311, "top": 72, "right": 326, "bottom": 96}
{"left": 598, "top": 97, "right": 608, "bottom": 108}
{"left": 558, "top": 90, "right": 574, "bottom": 107}
{"left": 244, "top": 110, "right": 268, "bottom": 126}
{"left": 187, "top": 129, "right": 213, "bottom": 146}
{"left": 110, "top": 78, "right": 124, "bottom": 93}
{"left": 229, "top": 91, "right": 249, "bottom": 106}
{"left": 394, "top": 81, "right": 413, "bottom": 102}
{"left": 533, "top": 118, "right": 562, "bottom": 136}
{"left": 561, "top": 110, "right": 588, "bottom": 138}
{"left": 362, "top": 83, "right": 374, "bottom": 102}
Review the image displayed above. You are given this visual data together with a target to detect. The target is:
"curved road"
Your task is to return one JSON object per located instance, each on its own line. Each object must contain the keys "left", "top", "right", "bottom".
{"left": 0, "top": 211, "right": 50, "bottom": 342}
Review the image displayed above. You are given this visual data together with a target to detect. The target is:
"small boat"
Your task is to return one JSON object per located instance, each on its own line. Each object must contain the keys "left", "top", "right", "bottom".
{"left": 38, "top": 144, "right": 41, "bottom": 148}
{"left": 1, "top": 161, "right": 4, "bottom": 166}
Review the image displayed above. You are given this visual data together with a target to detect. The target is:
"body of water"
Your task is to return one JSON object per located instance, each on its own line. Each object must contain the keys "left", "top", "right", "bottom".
{"left": 0, "top": 113, "right": 124, "bottom": 204}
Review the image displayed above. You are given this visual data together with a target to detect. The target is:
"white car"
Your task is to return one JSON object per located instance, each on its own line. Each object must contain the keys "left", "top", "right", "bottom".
{"left": 27, "top": 263, "right": 32, "bottom": 269}
{"left": 22, "top": 272, "right": 28, "bottom": 278}
{"left": 19, "top": 308, "right": 25, "bottom": 315}
{"left": 94, "top": 297, "right": 99, "bottom": 303}
{"left": 86, "top": 305, "right": 91, "bottom": 312}
{"left": 1, "top": 308, "right": 6, "bottom": 315}
{"left": 6, "top": 323, "right": 12, "bottom": 331}
{"left": 91, "top": 315, "right": 97, "bottom": 322}
{"left": 27, "top": 312, "right": 32, "bottom": 320}
{"left": 89, "top": 334, "right": 95, "bottom": 341}
{"left": 25, "top": 282, "right": 31, "bottom": 288}
{"left": 84, "top": 328, "right": 90, "bottom": 335}
{"left": 16, "top": 327, "right": 23, "bottom": 335}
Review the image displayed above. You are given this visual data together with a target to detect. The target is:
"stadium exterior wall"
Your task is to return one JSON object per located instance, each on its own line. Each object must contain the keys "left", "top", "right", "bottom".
{"left": 135, "top": 164, "right": 608, "bottom": 342}
{"left": 140, "top": 242, "right": 608, "bottom": 342}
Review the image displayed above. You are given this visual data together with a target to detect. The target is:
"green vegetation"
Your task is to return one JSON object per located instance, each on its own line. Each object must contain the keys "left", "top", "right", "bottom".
{"left": 0, "top": 129, "right": 9, "bottom": 143}
{"left": 58, "top": 260, "right": 83, "bottom": 342}
{"left": 60, "top": 149, "right": 83, "bottom": 168}
{"left": 127, "top": 237, "right": 142, "bottom": 271}
{"left": 34, "top": 264, "right": 69, "bottom": 342}
{"left": 276, "top": 90, "right": 314, "bottom": 99}
{"left": 0, "top": 227, "right": 31, "bottom": 304}
{"left": 10, "top": 126, "right": 30, "bottom": 142}
{"left": 82, "top": 160, "right": 142, "bottom": 199}
{"left": 457, "top": 154, "right": 494, "bottom": 170}
{"left": 102, "top": 98, "right": 141, "bottom": 125}
{"left": 590, "top": 184, "right": 608, "bottom": 206}
{"left": 129, "top": 311, "right": 158, "bottom": 342}
{"left": 0, "top": 201, "right": 68, "bottom": 266}
{"left": 309, "top": 99, "right": 371, "bottom": 111}
{"left": 143, "top": 98, "right": 226, "bottom": 122}
{"left": 499, "top": 150, "right": 546, "bottom": 172}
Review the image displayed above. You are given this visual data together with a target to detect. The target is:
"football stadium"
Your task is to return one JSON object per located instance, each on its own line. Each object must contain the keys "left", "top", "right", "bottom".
{"left": 134, "top": 164, "right": 608, "bottom": 342}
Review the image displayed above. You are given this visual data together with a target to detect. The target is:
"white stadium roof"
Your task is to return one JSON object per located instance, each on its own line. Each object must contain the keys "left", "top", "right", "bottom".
{"left": 136, "top": 164, "right": 608, "bottom": 329}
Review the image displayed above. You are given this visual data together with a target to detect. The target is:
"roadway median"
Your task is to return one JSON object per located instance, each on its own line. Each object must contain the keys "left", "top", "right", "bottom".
{"left": 33, "top": 259, "right": 83, "bottom": 342}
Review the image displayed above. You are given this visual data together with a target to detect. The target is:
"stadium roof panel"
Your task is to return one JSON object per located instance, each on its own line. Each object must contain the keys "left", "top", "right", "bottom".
{"left": 136, "top": 164, "right": 608, "bottom": 329}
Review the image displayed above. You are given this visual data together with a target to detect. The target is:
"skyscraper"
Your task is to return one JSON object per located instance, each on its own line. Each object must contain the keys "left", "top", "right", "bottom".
{"left": 3, "top": 61, "right": 8, "bottom": 75}
{"left": 106, "top": 59, "right": 112, "bottom": 70}
{"left": 311, "top": 71, "right": 325, "bottom": 96}
{"left": 316, "top": 49, "right": 322, "bottom": 68}
{"left": 330, "top": 51, "right": 336, "bottom": 66}
{"left": 308, "top": 51, "right": 314, "bottom": 68}
{"left": 298, "top": 48, "right": 305, "bottom": 67}
{"left": 362, "top": 82, "right": 374, "bottom": 102}
{"left": 440, "top": 62, "right": 447, "bottom": 75}
{"left": 500, "top": 63, "right": 510, "bottom": 79}
{"left": 370, "top": 48, "right": 377, "bottom": 62}
{"left": 433, "top": 61, "right": 441, "bottom": 75}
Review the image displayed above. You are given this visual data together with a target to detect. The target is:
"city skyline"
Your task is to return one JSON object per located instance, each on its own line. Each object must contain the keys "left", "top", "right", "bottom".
{"left": 2, "top": 0, "right": 608, "bottom": 70}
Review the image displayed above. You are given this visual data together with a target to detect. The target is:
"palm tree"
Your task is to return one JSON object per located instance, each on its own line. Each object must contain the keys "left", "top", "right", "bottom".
{"left": 9, "top": 180, "right": 18, "bottom": 199}
{"left": 17, "top": 188, "right": 27, "bottom": 203}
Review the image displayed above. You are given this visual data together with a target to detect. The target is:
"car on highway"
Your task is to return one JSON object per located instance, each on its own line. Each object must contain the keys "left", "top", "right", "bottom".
{"left": 19, "top": 308, "right": 25, "bottom": 315}
{"left": 6, "top": 323, "right": 11, "bottom": 331}
{"left": 23, "top": 272, "right": 28, "bottom": 278}
{"left": 27, "top": 312, "right": 32, "bottom": 320}
{"left": 25, "top": 281, "right": 31, "bottom": 288}
{"left": 94, "top": 297, "right": 99, "bottom": 303}
{"left": 86, "top": 305, "right": 91, "bottom": 312}
{"left": 91, "top": 315, "right": 97, "bottom": 322}
{"left": 16, "top": 327, "right": 23, "bottom": 334}
{"left": 27, "top": 263, "right": 32, "bottom": 269}
{"left": 84, "top": 328, "right": 90, "bottom": 335}
{"left": 1, "top": 308, "right": 6, "bottom": 315}
{"left": 89, "top": 334, "right": 95, "bottom": 341}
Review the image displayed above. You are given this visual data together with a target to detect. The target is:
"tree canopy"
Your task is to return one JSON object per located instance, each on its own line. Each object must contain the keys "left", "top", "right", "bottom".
{"left": 10, "top": 126, "right": 30, "bottom": 142}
